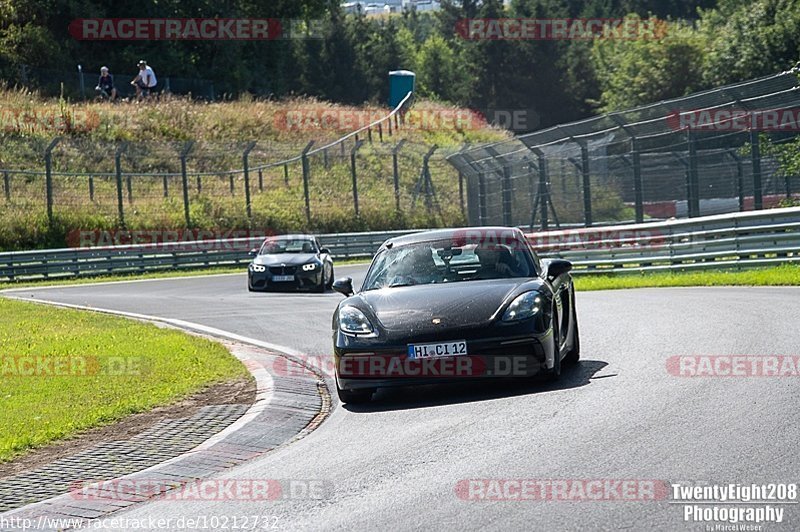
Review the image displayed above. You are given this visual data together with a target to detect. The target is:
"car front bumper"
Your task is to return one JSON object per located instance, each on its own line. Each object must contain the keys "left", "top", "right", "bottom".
{"left": 248, "top": 268, "right": 323, "bottom": 291}
{"left": 334, "top": 331, "right": 553, "bottom": 391}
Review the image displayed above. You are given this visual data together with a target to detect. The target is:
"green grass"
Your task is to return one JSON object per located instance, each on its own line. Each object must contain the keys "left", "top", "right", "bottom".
{"left": 573, "top": 264, "right": 800, "bottom": 291}
{"left": 0, "top": 297, "right": 249, "bottom": 463}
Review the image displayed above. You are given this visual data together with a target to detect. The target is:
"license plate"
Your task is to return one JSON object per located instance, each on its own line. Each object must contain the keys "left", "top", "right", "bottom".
{"left": 272, "top": 275, "right": 294, "bottom": 282}
{"left": 407, "top": 341, "right": 468, "bottom": 360}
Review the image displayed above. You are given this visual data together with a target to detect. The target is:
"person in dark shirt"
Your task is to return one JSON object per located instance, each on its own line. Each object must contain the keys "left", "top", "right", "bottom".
{"left": 95, "top": 66, "right": 117, "bottom": 100}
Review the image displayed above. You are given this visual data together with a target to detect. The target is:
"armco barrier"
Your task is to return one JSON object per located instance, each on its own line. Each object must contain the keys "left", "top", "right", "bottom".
{"left": 528, "top": 206, "right": 800, "bottom": 274}
{"left": 1, "top": 207, "right": 800, "bottom": 281}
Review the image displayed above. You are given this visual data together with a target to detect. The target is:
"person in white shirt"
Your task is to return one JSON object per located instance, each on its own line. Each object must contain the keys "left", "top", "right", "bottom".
{"left": 131, "top": 60, "right": 157, "bottom": 99}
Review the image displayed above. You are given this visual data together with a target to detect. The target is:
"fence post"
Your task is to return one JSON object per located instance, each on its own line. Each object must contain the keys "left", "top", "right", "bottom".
{"left": 77, "top": 64, "right": 85, "bottom": 100}
{"left": 88, "top": 175, "right": 95, "bottom": 201}
{"left": 578, "top": 141, "right": 592, "bottom": 227}
{"left": 114, "top": 143, "right": 127, "bottom": 227}
{"left": 301, "top": 141, "right": 314, "bottom": 225}
{"left": 350, "top": 140, "right": 365, "bottom": 217}
{"left": 750, "top": 129, "right": 763, "bottom": 210}
{"left": 687, "top": 130, "right": 700, "bottom": 217}
{"left": 242, "top": 141, "right": 256, "bottom": 223}
{"left": 258, "top": 168, "right": 264, "bottom": 192}
{"left": 197, "top": 175, "right": 202, "bottom": 193}
{"left": 378, "top": 123, "right": 383, "bottom": 142}
{"left": 283, "top": 164, "right": 289, "bottom": 186}
{"left": 478, "top": 171, "right": 487, "bottom": 225}
{"left": 179, "top": 141, "right": 194, "bottom": 227}
{"left": 163, "top": 175, "right": 169, "bottom": 197}
{"left": 126, "top": 174, "right": 132, "bottom": 203}
{"left": 392, "top": 139, "right": 406, "bottom": 214}
{"left": 229, "top": 173, "right": 235, "bottom": 195}
{"left": 728, "top": 150, "right": 745, "bottom": 212}
{"left": 3, "top": 171, "right": 9, "bottom": 202}
{"left": 485, "top": 146, "right": 512, "bottom": 226}
{"left": 44, "top": 137, "right": 62, "bottom": 226}
{"left": 456, "top": 145, "right": 469, "bottom": 217}
{"left": 536, "top": 151, "right": 549, "bottom": 230}
{"left": 631, "top": 136, "right": 644, "bottom": 223}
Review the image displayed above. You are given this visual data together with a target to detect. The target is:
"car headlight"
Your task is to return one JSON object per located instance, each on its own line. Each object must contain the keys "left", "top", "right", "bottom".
{"left": 502, "top": 291, "right": 543, "bottom": 322}
{"left": 302, "top": 263, "right": 317, "bottom": 271}
{"left": 250, "top": 263, "right": 266, "bottom": 272}
{"left": 339, "top": 305, "right": 375, "bottom": 336}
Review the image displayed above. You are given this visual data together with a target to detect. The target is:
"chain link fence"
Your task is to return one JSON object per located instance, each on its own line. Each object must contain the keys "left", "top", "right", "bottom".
{"left": 447, "top": 68, "right": 800, "bottom": 230}
{"left": 2, "top": 64, "right": 215, "bottom": 100}
{"left": 0, "top": 92, "right": 475, "bottom": 250}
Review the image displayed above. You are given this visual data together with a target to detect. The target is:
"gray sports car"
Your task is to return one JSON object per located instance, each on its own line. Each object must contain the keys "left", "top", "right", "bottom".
{"left": 248, "top": 234, "right": 334, "bottom": 292}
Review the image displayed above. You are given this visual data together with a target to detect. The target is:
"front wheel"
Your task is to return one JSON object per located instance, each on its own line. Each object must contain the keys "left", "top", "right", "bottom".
{"left": 563, "top": 293, "right": 580, "bottom": 365}
{"left": 544, "top": 305, "right": 561, "bottom": 381}
{"left": 326, "top": 265, "right": 335, "bottom": 289}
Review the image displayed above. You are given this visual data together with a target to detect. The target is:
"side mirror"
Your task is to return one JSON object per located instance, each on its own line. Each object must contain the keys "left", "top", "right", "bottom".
{"left": 332, "top": 277, "right": 354, "bottom": 297}
{"left": 248, "top": 248, "right": 258, "bottom": 257}
{"left": 320, "top": 247, "right": 331, "bottom": 255}
{"left": 544, "top": 258, "right": 572, "bottom": 280}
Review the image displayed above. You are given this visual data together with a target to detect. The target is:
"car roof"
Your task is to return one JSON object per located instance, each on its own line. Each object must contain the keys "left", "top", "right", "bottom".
{"left": 381, "top": 226, "right": 527, "bottom": 249}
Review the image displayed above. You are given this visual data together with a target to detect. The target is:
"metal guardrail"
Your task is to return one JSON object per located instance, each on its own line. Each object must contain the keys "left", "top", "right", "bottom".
{"left": 1, "top": 208, "right": 799, "bottom": 281}
{"left": 529, "top": 206, "right": 800, "bottom": 274}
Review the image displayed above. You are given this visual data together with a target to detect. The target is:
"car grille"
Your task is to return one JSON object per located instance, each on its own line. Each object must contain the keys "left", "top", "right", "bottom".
{"left": 269, "top": 266, "right": 297, "bottom": 275}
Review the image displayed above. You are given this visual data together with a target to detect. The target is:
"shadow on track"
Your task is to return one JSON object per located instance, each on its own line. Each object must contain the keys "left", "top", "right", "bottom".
{"left": 343, "top": 359, "right": 609, "bottom": 412}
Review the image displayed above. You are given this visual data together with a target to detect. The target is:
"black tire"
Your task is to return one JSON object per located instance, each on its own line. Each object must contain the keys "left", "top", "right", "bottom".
{"left": 563, "top": 291, "right": 580, "bottom": 365}
{"left": 545, "top": 304, "right": 562, "bottom": 381}
{"left": 336, "top": 383, "right": 374, "bottom": 404}
{"left": 326, "top": 265, "right": 335, "bottom": 289}
{"left": 563, "top": 317, "right": 580, "bottom": 365}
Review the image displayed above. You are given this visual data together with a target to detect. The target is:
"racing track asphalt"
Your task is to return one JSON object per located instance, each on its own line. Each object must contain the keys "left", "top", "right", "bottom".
{"left": 4, "top": 265, "right": 800, "bottom": 531}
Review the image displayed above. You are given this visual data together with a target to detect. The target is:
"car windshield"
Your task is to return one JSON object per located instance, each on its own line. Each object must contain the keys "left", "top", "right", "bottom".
{"left": 259, "top": 239, "right": 316, "bottom": 255}
{"left": 362, "top": 239, "right": 534, "bottom": 291}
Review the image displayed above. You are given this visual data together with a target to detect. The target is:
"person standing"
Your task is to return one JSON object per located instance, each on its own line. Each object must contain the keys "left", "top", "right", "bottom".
{"left": 131, "top": 60, "right": 157, "bottom": 99}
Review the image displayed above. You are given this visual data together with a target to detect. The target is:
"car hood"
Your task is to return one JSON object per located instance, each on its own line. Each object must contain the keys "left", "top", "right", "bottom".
{"left": 254, "top": 253, "right": 317, "bottom": 266}
{"left": 356, "top": 278, "right": 542, "bottom": 333}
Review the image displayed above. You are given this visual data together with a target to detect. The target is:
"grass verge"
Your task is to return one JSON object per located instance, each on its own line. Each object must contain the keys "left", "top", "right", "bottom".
{"left": 573, "top": 264, "right": 800, "bottom": 291}
{"left": 0, "top": 297, "right": 249, "bottom": 463}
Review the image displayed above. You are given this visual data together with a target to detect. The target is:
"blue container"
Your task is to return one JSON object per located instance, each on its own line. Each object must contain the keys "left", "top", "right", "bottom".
{"left": 388, "top": 70, "right": 415, "bottom": 108}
